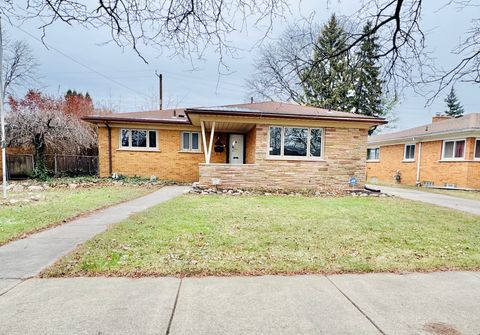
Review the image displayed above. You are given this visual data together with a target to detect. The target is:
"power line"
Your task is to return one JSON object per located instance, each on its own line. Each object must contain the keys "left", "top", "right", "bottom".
{"left": 13, "top": 24, "right": 150, "bottom": 98}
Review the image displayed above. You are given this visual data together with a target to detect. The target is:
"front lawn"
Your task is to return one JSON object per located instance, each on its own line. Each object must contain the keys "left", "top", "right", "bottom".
{"left": 42, "top": 194, "right": 480, "bottom": 277}
{"left": 0, "top": 185, "right": 154, "bottom": 245}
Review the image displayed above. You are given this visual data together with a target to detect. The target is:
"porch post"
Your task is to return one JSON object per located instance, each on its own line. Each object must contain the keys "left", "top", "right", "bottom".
{"left": 200, "top": 121, "right": 208, "bottom": 163}
{"left": 207, "top": 122, "right": 216, "bottom": 164}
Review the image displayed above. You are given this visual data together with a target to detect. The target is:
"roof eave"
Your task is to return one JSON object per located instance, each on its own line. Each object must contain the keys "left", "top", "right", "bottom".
{"left": 185, "top": 109, "right": 387, "bottom": 125}
{"left": 82, "top": 116, "right": 190, "bottom": 125}
{"left": 368, "top": 128, "right": 480, "bottom": 146}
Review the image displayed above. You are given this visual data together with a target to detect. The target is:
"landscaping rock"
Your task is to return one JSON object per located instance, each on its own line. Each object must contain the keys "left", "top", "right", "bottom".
{"left": 11, "top": 184, "right": 25, "bottom": 193}
{"left": 68, "top": 183, "right": 79, "bottom": 189}
{"left": 27, "top": 185, "right": 43, "bottom": 191}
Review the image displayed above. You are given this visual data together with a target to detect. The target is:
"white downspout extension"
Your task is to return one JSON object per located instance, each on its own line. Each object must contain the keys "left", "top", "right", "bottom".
{"left": 416, "top": 142, "right": 422, "bottom": 185}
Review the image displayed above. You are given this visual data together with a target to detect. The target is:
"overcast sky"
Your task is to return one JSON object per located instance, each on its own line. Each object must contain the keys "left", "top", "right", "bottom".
{"left": 8, "top": 1, "right": 480, "bottom": 131}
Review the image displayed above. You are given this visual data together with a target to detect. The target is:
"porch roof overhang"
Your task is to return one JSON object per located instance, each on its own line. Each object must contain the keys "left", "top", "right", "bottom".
{"left": 185, "top": 108, "right": 387, "bottom": 129}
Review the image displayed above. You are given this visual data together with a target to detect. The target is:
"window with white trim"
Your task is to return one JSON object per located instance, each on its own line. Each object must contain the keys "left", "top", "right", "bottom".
{"left": 268, "top": 126, "right": 323, "bottom": 159}
{"left": 181, "top": 131, "right": 201, "bottom": 152}
{"left": 442, "top": 139, "right": 465, "bottom": 159}
{"left": 367, "top": 148, "right": 380, "bottom": 161}
{"left": 404, "top": 144, "right": 415, "bottom": 160}
{"left": 475, "top": 139, "right": 480, "bottom": 159}
{"left": 120, "top": 129, "right": 157, "bottom": 149}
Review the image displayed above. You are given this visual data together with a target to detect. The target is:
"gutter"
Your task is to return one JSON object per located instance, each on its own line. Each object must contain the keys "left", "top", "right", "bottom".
{"left": 83, "top": 109, "right": 387, "bottom": 126}
{"left": 83, "top": 116, "right": 190, "bottom": 125}
{"left": 185, "top": 109, "right": 387, "bottom": 125}
{"left": 369, "top": 128, "right": 480, "bottom": 146}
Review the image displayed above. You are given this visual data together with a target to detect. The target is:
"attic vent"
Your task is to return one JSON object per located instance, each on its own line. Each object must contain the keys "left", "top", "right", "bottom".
{"left": 178, "top": 114, "right": 185, "bottom": 118}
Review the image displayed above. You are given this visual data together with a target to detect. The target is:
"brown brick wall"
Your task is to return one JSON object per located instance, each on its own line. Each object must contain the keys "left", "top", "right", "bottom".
{"left": 98, "top": 126, "right": 226, "bottom": 182}
{"left": 199, "top": 124, "right": 368, "bottom": 191}
{"left": 367, "top": 137, "right": 480, "bottom": 189}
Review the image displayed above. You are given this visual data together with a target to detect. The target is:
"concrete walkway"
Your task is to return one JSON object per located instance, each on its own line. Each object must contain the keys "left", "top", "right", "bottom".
{"left": 367, "top": 184, "right": 480, "bottom": 215}
{"left": 0, "top": 272, "right": 478, "bottom": 334}
{"left": 0, "top": 186, "right": 189, "bottom": 293}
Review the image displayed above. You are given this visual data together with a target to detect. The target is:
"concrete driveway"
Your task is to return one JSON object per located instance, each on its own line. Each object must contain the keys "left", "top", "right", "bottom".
{"left": 367, "top": 184, "right": 480, "bottom": 215}
{"left": 0, "top": 272, "right": 479, "bottom": 335}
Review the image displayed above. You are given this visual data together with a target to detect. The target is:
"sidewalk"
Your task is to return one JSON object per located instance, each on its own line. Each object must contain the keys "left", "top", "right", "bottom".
{"left": 0, "top": 272, "right": 478, "bottom": 334}
{"left": 367, "top": 184, "right": 480, "bottom": 215}
{"left": 0, "top": 186, "right": 189, "bottom": 293}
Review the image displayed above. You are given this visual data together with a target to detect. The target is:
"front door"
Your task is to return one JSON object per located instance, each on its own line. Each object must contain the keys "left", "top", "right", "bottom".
{"left": 229, "top": 134, "right": 244, "bottom": 164}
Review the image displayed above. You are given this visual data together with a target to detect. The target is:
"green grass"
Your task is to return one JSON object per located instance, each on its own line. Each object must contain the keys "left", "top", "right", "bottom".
{"left": 42, "top": 195, "right": 480, "bottom": 277}
{"left": 0, "top": 186, "right": 154, "bottom": 245}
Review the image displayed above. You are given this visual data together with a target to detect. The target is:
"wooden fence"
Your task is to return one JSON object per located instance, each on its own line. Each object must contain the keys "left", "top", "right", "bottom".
{"left": 49, "top": 155, "right": 99, "bottom": 176}
{"left": 6, "top": 154, "right": 34, "bottom": 179}
{"left": 4, "top": 154, "right": 98, "bottom": 179}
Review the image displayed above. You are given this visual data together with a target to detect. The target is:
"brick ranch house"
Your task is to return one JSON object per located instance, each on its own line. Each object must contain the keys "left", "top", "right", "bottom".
{"left": 367, "top": 113, "right": 480, "bottom": 189}
{"left": 84, "top": 102, "right": 386, "bottom": 191}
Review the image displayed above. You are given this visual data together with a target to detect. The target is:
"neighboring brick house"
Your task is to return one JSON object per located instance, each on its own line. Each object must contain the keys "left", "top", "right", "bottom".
{"left": 84, "top": 101, "right": 386, "bottom": 191}
{"left": 367, "top": 113, "right": 480, "bottom": 189}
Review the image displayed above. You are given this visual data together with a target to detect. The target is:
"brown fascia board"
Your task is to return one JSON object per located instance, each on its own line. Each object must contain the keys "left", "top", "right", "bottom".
{"left": 82, "top": 115, "right": 190, "bottom": 125}
{"left": 184, "top": 109, "right": 388, "bottom": 124}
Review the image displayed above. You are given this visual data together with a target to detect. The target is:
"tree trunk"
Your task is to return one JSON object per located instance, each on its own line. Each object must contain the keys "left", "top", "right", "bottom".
{"left": 33, "top": 133, "right": 47, "bottom": 172}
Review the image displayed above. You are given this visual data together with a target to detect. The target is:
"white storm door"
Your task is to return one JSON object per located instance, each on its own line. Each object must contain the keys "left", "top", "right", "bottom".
{"left": 229, "top": 134, "right": 244, "bottom": 164}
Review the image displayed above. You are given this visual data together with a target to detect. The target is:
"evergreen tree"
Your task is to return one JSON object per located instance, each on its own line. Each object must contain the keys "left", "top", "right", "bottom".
{"left": 444, "top": 87, "right": 464, "bottom": 117}
{"left": 300, "top": 15, "right": 352, "bottom": 110}
{"left": 350, "top": 21, "right": 384, "bottom": 117}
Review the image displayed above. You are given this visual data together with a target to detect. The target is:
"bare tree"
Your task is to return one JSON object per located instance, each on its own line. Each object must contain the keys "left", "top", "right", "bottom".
{"left": 246, "top": 22, "right": 319, "bottom": 103}
{"left": 316, "top": 0, "right": 479, "bottom": 102}
{"left": 3, "top": 38, "right": 38, "bottom": 97}
{"left": 6, "top": 91, "right": 97, "bottom": 172}
{"left": 250, "top": 0, "right": 479, "bottom": 103}
{"left": 2, "top": 0, "right": 288, "bottom": 64}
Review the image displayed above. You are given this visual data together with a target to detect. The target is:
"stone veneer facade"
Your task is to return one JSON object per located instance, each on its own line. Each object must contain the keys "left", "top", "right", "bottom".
{"left": 199, "top": 125, "right": 368, "bottom": 192}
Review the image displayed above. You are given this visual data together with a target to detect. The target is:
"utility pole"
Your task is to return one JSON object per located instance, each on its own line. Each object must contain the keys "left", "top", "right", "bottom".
{"left": 155, "top": 71, "right": 163, "bottom": 110}
{"left": 0, "top": 16, "right": 7, "bottom": 199}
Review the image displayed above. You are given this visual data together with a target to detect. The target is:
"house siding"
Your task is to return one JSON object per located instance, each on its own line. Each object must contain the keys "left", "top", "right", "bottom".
{"left": 367, "top": 137, "right": 480, "bottom": 189}
{"left": 199, "top": 125, "right": 368, "bottom": 191}
{"left": 98, "top": 126, "right": 227, "bottom": 182}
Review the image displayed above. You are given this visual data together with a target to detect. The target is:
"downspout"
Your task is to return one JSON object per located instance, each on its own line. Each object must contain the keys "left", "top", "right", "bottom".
{"left": 104, "top": 122, "right": 113, "bottom": 176}
{"left": 416, "top": 141, "right": 422, "bottom": 185}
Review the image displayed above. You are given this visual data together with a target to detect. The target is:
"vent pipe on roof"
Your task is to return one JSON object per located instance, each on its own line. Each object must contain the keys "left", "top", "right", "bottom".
{"left": 250, "top": 97, "right": 254, "bottom": 103}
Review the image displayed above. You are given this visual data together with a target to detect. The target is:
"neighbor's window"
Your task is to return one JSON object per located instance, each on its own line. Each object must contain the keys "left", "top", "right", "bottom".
{"left": 367, "top": 148, "right": 380, "bottom": 161}
{"left": 268, "top": 126, "right": 323, "bottom": 158}
{"left": 404, "top": 144, "right": 415, "bottom": 160}
{"left": 475, "top": 139, "right": 480, "bottom": 159}
{"left": 442, "top": 139, "right": 465, "bottom": 159}
{"left": 120, "top": 129, "right": 157, "bottom": 149}
{"left": 181, "top": 131, "right": 201, "bottom": 152}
